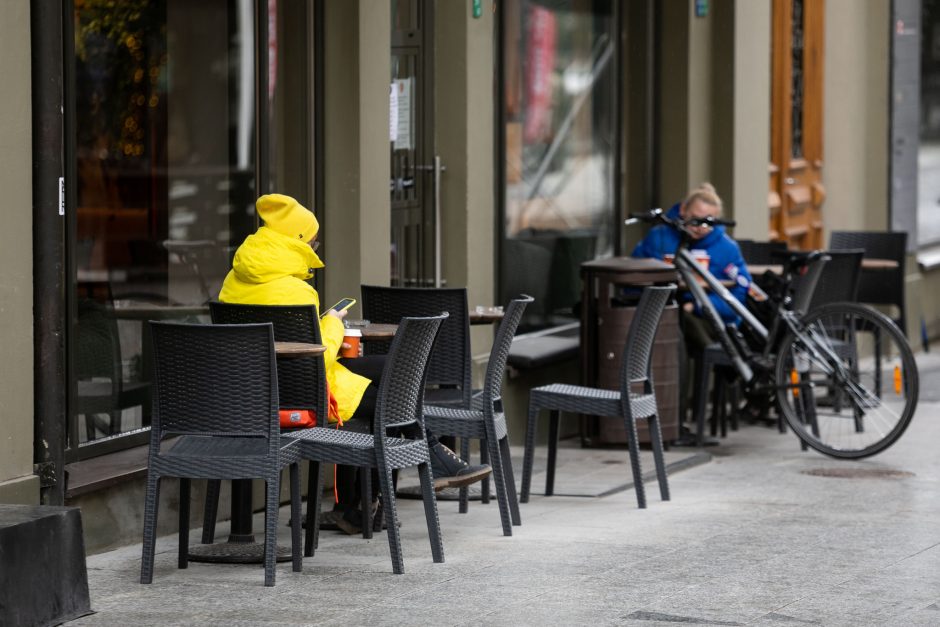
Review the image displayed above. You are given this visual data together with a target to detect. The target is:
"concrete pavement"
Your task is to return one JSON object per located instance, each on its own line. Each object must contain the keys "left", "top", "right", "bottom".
{"left": 71, "top": 352, "right": 940, "bottom": 626}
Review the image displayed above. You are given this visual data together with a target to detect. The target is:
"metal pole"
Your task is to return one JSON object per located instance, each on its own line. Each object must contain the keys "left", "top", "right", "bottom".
{"left": 433, "top": 155, "right": 443, "bottom": 288}
{"left": 32, "top": 0, "right": 68, "bottom": 504}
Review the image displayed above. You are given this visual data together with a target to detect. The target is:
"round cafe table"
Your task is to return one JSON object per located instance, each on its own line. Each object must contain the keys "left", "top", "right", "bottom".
{"left": 188, "top": 341, "right": 325, "bottom": 564}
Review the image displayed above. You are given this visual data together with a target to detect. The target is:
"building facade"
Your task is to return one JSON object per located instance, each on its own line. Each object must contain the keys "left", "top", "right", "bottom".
{"left": 1, "top": 0, "right": 934, "bottom": 551}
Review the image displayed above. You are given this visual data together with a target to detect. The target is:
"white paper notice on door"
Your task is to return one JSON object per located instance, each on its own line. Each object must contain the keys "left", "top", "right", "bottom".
{"left": 389, "top": 83, "right": 398, "bottom": 143}
{"left": 393, "top": 78, "right": 412, "bottom": 151}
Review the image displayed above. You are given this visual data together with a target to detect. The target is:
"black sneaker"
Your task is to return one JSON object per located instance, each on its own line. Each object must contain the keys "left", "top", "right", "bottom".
{"left": 428, "top": 441, "right": 492, "bottom": 491}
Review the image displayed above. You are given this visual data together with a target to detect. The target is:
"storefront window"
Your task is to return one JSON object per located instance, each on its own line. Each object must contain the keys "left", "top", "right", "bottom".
{"left": 500, "top": 0, "right": 618, "bottom": 331}
{"left": 68, "top": 0, "right": 315, "bottom": 458}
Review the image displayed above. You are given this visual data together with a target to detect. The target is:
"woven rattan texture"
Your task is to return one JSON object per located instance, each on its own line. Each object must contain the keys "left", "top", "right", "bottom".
{"left": 794, "top": 250, "right": 863, "bottom": 311}
{"left": 522, "top": 286, "right": 674, "bottom": 509}
{"left": 423, "top": 296, "right": 533, "bottom": 536}
{"left": 360, "top": 286, "right": 471, "bottom": 397}
{"left": 830, "top": 230, "right": 907, "bottom": 334}
{"left": 142, "top": 322, "right": 301, "bottom": 587}
{"left": 201, "top": 302, "right": 329, "bottom": 549}
{"left": 209, "top": 302, "right": 328, "bottom": 417}
{"left": 291, "top": 314, "right": 447, "bottom": 574}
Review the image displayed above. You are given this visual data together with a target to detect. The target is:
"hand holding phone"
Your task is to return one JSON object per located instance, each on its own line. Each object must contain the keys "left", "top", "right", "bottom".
{"left": 321, "top": 297, "right": 357, "bottom": 319}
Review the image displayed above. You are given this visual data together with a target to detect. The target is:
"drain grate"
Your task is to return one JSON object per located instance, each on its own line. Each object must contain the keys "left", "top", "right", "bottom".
{"left": 801, "top": 467, "right": 914, "bottom": 479}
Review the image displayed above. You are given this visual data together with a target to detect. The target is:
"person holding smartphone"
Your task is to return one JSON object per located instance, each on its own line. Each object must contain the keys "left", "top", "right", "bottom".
{"left": 219, "top": 194, "right": 491, "bottom": 534}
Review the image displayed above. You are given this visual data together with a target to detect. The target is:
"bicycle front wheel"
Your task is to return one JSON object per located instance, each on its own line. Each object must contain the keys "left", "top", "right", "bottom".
{"left": 774, "top": 302, "right": 918, "bottom": 459}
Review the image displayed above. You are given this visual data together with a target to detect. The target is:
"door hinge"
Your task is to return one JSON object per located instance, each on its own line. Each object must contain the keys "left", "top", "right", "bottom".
{"left": 34, "top": 461, "right": 58, "bottom": 488}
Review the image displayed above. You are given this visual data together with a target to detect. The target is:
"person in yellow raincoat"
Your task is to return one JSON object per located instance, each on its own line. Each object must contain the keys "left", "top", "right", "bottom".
{"left": 220, "top": 194, "right": 491, "bottom": 533}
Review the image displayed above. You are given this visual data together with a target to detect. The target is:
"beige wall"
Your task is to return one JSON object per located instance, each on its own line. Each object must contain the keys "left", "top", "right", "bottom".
{"left": 436, "top": 1, "right": 496, "bottom": 356}
{"left": 729, "top": 0, "right": 772, "bottom": 238}
{"left": 824, "top": 0, "right": 890, "bottom": 232}
{"left": 322, "top": 1, "right": 391, "bottom": 311}
{"left": 659, "top": 2, "right": 692, "bottom": 203}
{"left": 0, "top": 0, "right": 38, "bottom": 504}
{"left": 659, "top": 0, "right": 771, "bottom": 232}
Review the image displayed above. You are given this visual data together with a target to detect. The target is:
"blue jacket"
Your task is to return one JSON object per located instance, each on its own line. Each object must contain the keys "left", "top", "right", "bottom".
{"left": 632, "top": 203, "right": 751, "bottom": 324}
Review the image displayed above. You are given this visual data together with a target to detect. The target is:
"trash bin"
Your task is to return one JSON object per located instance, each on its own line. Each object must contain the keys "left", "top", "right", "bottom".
{"left": 580, "top": 257, "right": 679, "bottom": 445}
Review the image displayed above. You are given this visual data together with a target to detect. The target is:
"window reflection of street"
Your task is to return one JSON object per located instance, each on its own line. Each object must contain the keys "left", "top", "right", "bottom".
{"left": 502, "top": 1, "right": 616, "bottom": 332}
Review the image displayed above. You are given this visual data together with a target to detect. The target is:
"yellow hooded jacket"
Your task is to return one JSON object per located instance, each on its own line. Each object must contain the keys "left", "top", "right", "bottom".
{"left": 218, "top": 226, "right": 370, "bottom": 423}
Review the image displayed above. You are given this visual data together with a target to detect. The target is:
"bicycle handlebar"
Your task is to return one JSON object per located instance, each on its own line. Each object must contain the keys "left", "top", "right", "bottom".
{"left": 625, "top": 208, "right": 736, "bottom": 230}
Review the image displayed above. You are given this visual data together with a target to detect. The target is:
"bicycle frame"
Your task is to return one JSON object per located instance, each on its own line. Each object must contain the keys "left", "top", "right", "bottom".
{"left": 671, "top": 246, "right": 767, "bottom": 383}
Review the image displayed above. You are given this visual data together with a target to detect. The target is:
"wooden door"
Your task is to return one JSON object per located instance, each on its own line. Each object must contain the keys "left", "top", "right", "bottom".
{"left": 770, "top": 0, "right": 825, "bottom": 250}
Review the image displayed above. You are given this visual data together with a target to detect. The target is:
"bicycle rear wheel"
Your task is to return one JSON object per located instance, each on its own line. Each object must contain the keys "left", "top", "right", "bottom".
{"left": 774, "top": 302, "right": 918, "bottom": 459}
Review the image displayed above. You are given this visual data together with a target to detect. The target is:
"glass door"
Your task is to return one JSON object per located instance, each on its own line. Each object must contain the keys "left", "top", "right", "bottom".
{"left": 390, "top": 0, "right": 436, "bottom": 286}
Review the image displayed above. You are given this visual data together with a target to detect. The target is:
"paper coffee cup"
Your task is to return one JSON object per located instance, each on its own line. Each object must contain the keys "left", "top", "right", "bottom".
{"left": 663, "top": 254, "right": 675, "bottom": 265}
{"left": 341, "top": 328, "right": 362, "bottom": 359}
{"left": 691, "top": 249, "right": 710, "bottom": 269}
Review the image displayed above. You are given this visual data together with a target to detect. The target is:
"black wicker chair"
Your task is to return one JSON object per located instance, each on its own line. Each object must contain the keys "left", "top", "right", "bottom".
{"left": 285, "top": 314, "right": 448, "bottom": 574}
{"left": 200, "top": 302, "right": 356, "bottom": 547}
{"left": 422, "top": 296, "right": 533, "bottom": 535}
{"left": 736, "top": 239, "right": 789, "bottom": 265}
{"left": 521, "top": 286, "right": 674, "bottom": 508}
{"left": 830, "top": 230, "right": 908, "bottom": 335}
{"left": 360, "top": 285, "right": 472, "bottom": 408}
{"left": 141, "top": 322, "right": 302, "bottom": 587}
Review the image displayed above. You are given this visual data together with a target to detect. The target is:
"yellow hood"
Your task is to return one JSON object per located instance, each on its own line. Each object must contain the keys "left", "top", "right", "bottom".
{"left": 220, "top": 227, "right": 324, "bottom": 307}
{"left": 218, "top": 225, "right": 370, "bottom": 424}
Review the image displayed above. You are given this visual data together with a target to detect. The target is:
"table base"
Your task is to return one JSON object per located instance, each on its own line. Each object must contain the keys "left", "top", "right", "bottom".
{"left": 188, "top": 540, "right": 292, "bottom": 564}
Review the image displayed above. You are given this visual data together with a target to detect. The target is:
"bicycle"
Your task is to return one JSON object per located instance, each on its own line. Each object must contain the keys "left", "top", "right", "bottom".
{"left": 626, "top": 208, "right": 918, "bottom": 459}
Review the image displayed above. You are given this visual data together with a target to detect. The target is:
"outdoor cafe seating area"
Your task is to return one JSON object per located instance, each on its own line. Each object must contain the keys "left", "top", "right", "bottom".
{"left": 136, "top": 230, "right": 909, "bottom": 586}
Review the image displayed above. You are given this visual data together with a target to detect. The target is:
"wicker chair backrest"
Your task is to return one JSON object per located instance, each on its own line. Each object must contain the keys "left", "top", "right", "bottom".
{"left": 373, "top": 314, "right": 447, "bottom": 433}
{"left": 149, "top": 321, "right": 278, "bottom": 443}
{"left": 620, "top": 286, "right": 675, "bottom": 389}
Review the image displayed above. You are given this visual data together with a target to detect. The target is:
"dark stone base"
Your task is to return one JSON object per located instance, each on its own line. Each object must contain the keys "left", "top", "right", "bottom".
{"left": 0, "top": 505, "right": 93, "bottom": 627}
{"left": 188, "top": 541, "right": 293, "bottom": 564}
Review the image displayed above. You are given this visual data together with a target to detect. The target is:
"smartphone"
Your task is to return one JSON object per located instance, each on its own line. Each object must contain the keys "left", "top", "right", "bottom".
{"left": 320, "top": 297, "right": 357, "bottom": 318}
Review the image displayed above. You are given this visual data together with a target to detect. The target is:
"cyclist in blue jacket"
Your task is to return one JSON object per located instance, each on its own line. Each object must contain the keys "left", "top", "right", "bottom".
{"left": 632, "top": 183, "right": 752, "bottom": 351}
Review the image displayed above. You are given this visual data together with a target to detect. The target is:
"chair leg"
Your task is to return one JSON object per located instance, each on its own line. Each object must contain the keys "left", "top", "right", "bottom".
{"left": 520, "top": 401, "right": 540, "bottom": 503}
{"left": 178, "top": 478, "right": 190, "bottom": 569}
{"left": 647, "top": 414, "right": 670, "bottom": 501}
{"left": 201, "top": 479, "right": 221, "bottom": 544}
{"left": 263, "top": 476, "right": 279, "bottom": 587}
{"left": 545, "top": 410, "right": 560, "bottom": 497}
{"left": 289, "top": 463, "right": 302, "bottom": 573}
{"left": 360, "top": 467, "right": 373, "bottom": 539}
{"left": 458, "top": 438, "right": 482, "bottom": 514}
{"left": 484, "top": 429, "right": 512, "bottom": 536}
{"left": 140, "top": 471, "right": 161, "bottom": 584}
{"left": 479, "top": 441, "right": 490, "bottom": 505}
{"left": 695, "top": 357, "right": 711, "bottom": 446}
{"left": 710, "top": 378, "right": 720, "bottom": 437}
{"left": 623, "top": 413, "right": 647, "bottom": 509}
{"left": 378, "top": 466, "right": 405, "bottom": 574}
{"left": 417, "top": 460, "right": 444, "bottom": 564}
{"left": 499, "top": 435, "right": 521, "bottom": 526}
{"left": 729, "top": 381, "right": 740, "bottom": 432}
{"left": 304, "top": 461, "right": 322, "bottom": 557}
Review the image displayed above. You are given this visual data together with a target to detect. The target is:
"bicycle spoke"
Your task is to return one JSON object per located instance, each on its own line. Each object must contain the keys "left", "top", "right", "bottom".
{"left": 775, "top": 303, "right": 917, "bottom": 459}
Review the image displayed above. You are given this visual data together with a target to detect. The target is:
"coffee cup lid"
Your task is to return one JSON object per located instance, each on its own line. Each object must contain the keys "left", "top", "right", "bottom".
{"left": 343, "top": 328, "right": 362, "bottom": 337}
